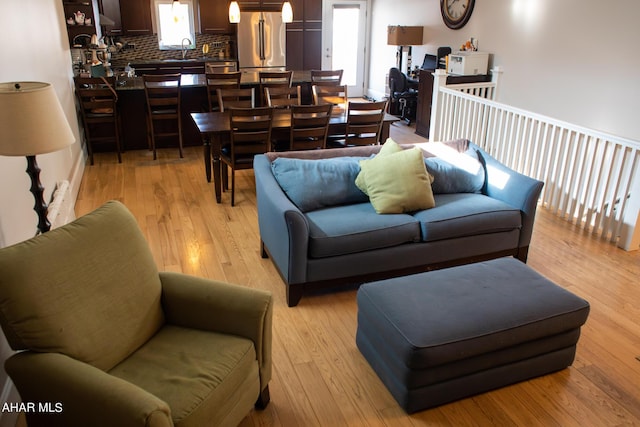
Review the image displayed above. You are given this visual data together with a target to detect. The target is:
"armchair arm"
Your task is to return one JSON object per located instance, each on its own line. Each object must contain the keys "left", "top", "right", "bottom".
{"left": 5, "top": 352, "right": 172, "bottom": 427}
{"left": 159, "top": 272, "right": 272, "bottom": 391}
{"left": 477, "top": 147, "right": 544, "bottom": 250}
{"left": 254, "top": 154, "right": 310, "bottom": 284}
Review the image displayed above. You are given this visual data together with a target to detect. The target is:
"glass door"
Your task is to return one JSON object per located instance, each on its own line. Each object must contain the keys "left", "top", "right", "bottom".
{"left": 322, "top": 0, "right": 368, "bottom": 97}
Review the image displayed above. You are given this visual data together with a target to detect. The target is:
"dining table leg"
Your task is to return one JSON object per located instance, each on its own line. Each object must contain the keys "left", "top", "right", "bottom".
{"left": 380, "top": 121, "right": 391, "bottom": 143}
{"left": 211, "top": 134, "right": 222, "bottom": 203}
{"left": 203, "top": 134, "right": 212, "bottom": 183}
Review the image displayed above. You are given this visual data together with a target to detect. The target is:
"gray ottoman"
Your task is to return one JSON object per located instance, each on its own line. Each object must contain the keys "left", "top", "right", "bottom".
{"left": 356, "top": 257, "right": 590, "bottom": 413}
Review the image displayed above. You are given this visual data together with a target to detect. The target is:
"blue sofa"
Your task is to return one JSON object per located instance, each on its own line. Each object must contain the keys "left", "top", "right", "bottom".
{"left": 255, "top": 140, "right": 544, "bottom": 306}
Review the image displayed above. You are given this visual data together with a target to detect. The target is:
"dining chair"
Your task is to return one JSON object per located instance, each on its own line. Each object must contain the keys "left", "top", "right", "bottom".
{"left": 221, "top": 107, "right": 273, "bottom": 206}
{"left": 259, "top": 71, "right": 293, "bottom": 106}
{"left": 312, "top": 84, "right": 348, "bottom": 109}
{"left": 343, "top": 100, "right": 388, "bottom": 146}
{"left": 289, "top": 104, "right": 333, "bottom": 151}
{"left": 217, "top": 87, "right": 256, "bottom": 112}
{"left": 74, "top": 76, "right": 122, "bottom": 165}
{"left": 264, "top": 85, "right": 301, "bottom": 108}
{"left": 143, "top": 74, "right": 183, "bottom": 159}
{"left": 205, "top": 71, "right": 242, "bottom": 111}
{"left": 310, "top": 69, "right": 344, "bottom": 85}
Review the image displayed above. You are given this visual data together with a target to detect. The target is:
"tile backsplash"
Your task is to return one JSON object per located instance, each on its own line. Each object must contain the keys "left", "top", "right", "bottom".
{"left": 108, "top": 34, "right": 233, "bottom": 69}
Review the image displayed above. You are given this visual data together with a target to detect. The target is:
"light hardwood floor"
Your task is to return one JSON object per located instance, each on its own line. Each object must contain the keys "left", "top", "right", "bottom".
{"left": 75, "top": 122, "right": 640, "bottom": 426}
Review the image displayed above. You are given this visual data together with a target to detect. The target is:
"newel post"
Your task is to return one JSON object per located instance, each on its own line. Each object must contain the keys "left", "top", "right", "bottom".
{"left": 490, "top": 65, "right": 503, "bottom": 100}
{"left": 429, "top": 69, "right": 448, "bottom": 142}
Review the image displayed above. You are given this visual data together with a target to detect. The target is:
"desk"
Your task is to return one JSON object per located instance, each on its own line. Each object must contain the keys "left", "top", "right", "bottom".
{"left": 191, "top": 108, "right": 399, "bottom": 203}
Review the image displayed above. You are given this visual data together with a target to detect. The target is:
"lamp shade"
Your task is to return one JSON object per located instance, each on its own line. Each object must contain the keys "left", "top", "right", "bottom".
{"left": 0, "top": 82, "right": 75, "bottom": 157}
{"left": 229, "top": 1, "right": 241, "bottom": 23}
{"left": 281, "top": 1, "right": 293, "bottom": 23}
{"left": 387, "top": 26, "right": 424, "bottom": 46}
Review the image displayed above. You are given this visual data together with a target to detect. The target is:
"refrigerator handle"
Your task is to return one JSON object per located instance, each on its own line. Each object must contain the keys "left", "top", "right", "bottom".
{"left": 258, "top": 18, "right": 265, "bottom": 60}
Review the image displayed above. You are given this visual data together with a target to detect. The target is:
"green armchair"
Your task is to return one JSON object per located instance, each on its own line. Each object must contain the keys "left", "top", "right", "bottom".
{"left": 0, "top": 201, "right": 272, "bottom": 427}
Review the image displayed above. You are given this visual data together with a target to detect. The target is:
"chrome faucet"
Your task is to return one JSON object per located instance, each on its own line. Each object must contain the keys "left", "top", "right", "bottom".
{"left": 181, "top": 38, "right": 191, "bottom": 59}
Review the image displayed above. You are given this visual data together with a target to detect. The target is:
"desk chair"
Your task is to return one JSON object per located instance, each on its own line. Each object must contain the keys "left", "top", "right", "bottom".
{"left": 205, "top": 71, "right": 242, "bottom": 111}
{"left": 221, "top": 107, "right": 273, "bottom": 206}
{"left": 344, "top": 100, "right": 387, "bottom": 146}
{"left": 143, "top": 74, "right": 183, "bottom": 159}
{"left": 217, "top": 87, "right": 256, "bottom": 112}
{"left": 310, "top": 69, "right": 343, "bottom": 85}
{"left": 388, "top": 67, "right": 418, "bottom": 124}
{"left": 289, "top": 104, "right": 333, "bottom": 151}
{"left": 0, "top": 200, "right": 273, "bottom": 427}
{"left": 74, "top": 76, "right": 122, "bottom": 165}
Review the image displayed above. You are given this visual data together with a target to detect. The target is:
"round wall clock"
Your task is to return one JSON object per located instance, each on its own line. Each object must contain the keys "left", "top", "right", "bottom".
{"left": 440, "top": 0, "right": 475, "bottom": 30}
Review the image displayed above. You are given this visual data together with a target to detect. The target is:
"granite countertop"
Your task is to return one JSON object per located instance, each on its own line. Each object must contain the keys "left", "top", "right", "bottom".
{"left": 116, "top": 71, "right": 313, "bottom": 90}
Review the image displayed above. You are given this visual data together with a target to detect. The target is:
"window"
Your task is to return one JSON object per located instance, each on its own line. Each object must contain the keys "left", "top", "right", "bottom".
{"left": 154, "top": 0, "right": 196, "bottom": 51}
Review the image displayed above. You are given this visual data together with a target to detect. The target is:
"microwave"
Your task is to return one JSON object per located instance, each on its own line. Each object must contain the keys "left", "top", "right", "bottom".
{"left": 448, "top": 52, "right": 489, "bottom": 76}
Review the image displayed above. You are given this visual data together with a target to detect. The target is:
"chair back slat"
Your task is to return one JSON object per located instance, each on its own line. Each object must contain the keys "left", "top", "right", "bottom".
{"left": 206, "top": 71, "right": 242, "bottom": 111}
{"left": 218, "top": 88, "right": 255, "bottom": 112}
{"left": 310, "top": 69, "right": 343, "bottom": 85}
{"left": 345, "top": 101, "right": 388, "bottom": 146}
{"left": 264, "top": 86, "right": 301, "bottom": 108}
{"left": 290, "top": 104, "right": 333, "bottom": 150}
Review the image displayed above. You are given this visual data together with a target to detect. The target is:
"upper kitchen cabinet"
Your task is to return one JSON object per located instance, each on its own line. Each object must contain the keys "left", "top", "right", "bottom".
{"left": 62, "top": 0, "right": 102, "bottom": 47}
{"left": 237, "top": 0, "right": 282, "bottom": 12}
{"left": 98, "top": 0, "right": 122, "bottom": 35}
{"left": 199, "top": 0, "right": 234, "bottom": 34}
{"left": 120, "top": 0, "right": 153, "bottom": 35}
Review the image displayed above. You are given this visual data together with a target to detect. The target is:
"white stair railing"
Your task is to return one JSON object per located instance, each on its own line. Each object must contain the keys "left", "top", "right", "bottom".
{"left": 429, "top": 71, "right": 640, "bottom": 251}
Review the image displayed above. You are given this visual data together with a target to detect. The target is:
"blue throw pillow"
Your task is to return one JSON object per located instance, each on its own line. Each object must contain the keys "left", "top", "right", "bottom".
{"left": 425, "top": 149, "right": 485, "bottom": 194}
{"left": 271, "top": 157, "right": 369, "bottom": 212}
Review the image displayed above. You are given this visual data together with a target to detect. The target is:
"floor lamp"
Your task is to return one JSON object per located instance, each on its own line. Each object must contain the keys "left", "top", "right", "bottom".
{"left": 0, "top": 82, "right": 75, "bottom": 234}
{"left": 387, "top": 26, "right": 424, "bottom": 75}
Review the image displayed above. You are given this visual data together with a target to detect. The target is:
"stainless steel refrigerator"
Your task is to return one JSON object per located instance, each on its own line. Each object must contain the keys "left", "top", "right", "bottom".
{"left": 237, "top": 11, "right": 286, "bottom": 70}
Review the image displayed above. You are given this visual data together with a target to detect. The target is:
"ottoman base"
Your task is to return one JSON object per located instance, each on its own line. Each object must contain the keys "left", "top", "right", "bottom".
{"left": 357, "top": 329, "right": 577, "bottom": 413}
{"left": 356, "top": 258, "right": 590, "bottom": 413}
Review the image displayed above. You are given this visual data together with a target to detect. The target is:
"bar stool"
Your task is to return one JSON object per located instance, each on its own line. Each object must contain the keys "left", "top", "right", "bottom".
{"left": 205, "top": 71, "right": 242, "bottom": 112}
{"left": 74, "top": 76, "right": 122, "bottom": 165}
{"left": 143, "top": 74, "right": 183, "bottom": 160}
{"left": 310, "top": 69, "right": 343, "bottom": 85}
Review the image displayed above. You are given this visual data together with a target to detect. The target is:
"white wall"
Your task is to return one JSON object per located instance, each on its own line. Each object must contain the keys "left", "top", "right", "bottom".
{"left": 369, "top": 0, "right": 640, "bottom": 142}
{"left": 0, "top": 2, "right": 85, "bottom": 425}
{"left": 0, "top": 0, "right": 85, "bottom": 248}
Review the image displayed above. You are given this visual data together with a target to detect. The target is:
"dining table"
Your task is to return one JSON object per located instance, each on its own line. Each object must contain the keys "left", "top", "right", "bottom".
{"left": 190, "top": 107, "right": 399, "bottom": 203}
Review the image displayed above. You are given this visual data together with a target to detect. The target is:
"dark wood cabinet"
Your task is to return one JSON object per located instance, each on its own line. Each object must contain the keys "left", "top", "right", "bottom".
{"left": 286, "top": 0, "right": 321, "bottom": 71}
{"left": 199, "top": 0, "right": 234, "bottom": 34}
{"left": 120, "top": 0, "right": 152, "bottom": 35}
{"left": 63, "top": 0, "right": 101, "bottom": 47}
{"left": 415, "top": 69, "right": 491, "bottom": 138}
{"left": 98, "top": 0, "right": 122, "bottom": 35}
{"left": 237, "top": 0, "right": 281, "bottom": 11}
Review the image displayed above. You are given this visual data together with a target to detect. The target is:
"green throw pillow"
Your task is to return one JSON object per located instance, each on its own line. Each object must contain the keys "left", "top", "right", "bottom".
{"left": 355, "top": 138, "right": 403, "bottom": 194}
{"left": 357, "top": 147, "right": 435, "bottom": 214}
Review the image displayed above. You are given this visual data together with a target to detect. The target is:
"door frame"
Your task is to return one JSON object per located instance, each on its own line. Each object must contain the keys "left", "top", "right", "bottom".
{"left": 321, "top": 0, "right": 371, "bottom": 98}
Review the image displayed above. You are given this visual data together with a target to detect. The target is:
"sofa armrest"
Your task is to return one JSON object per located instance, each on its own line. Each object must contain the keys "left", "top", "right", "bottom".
{"left": 254, "top": 154, "right": 310, "bottom": 284}
{"left": 477, "top": 148, "right": 544, "bottom": 250}
{"left": 159, "top": 272, "right": 272, "bottom": 391}
{"left": 5, "top": 352, "right": 172, "bottom": 427}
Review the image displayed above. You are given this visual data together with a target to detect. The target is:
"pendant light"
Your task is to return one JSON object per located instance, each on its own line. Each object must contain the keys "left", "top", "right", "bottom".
{"left": 281, "top": 1, "right": 293, "bottom": 23}
{"left": 229, "top": 1, "right": 241, "bottom": 23}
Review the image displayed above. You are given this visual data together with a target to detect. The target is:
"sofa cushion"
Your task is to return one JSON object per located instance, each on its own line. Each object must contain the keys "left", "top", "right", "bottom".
{"left": 305, "top": 203, "right": 421, "bottom": 258}
{"left": 271, "top": 157, "right": 368, "bottom": 212}
{"left": 356, "top": 145, "right": 435, "bottom": 214}
{"left": 413, "top": 193, "right": 522, "bottom": 242}
{"left": 355, "top": 138, "right": 403, "bottom": 193}
{"left": 425, "top": 154, "right": 484, "bottom": 194}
